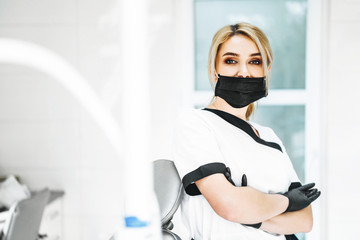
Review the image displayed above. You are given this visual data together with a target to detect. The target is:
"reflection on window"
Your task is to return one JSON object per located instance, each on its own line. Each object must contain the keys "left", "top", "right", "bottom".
{"left": 194, "top": 0, "right": 307, "bottom": 90}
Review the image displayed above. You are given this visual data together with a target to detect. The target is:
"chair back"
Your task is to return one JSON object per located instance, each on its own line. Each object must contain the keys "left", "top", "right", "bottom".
{"left": 153, "top": 159, "right": 183, "bottom": 240}
{"left": 2, "top": 188, "right": 50, "bottom": 240}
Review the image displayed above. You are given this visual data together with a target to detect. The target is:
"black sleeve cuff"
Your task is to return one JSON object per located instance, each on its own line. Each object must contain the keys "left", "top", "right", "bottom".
{"left": 243, "top": 222, "right": 262, "bottom": 229}
{"left": 182, "top": 162, "right": 234, "bottom": 196}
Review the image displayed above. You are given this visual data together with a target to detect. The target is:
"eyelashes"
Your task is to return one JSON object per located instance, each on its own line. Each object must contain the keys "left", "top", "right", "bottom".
{"left": 225, "top": 59, "right": 237, "bottom": 64}
{"left": 249, "top": 59, "right": 262, "bottom": 65}
{"left": 223, "top": 58, "right": 262, "bottom": 65}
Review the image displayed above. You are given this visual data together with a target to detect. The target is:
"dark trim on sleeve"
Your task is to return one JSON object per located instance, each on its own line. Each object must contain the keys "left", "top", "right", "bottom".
{"left": 182, "top": 162, "right": 234, "bottom": 196}
{"left": 202, "top": 108, "right": 283, "bottom": 152}
{"left": 243, "top": 222, "right": 262, "bottom": 229}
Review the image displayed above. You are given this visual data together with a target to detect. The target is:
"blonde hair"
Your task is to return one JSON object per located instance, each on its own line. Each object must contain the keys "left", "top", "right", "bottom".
{"left": 207, "top": 22, "right": 273, "bottom": 120}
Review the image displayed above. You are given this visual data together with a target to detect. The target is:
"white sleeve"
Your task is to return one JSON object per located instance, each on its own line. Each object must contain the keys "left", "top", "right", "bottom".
{"left": 172, "top": 110, "right": 229, "bottom": 196}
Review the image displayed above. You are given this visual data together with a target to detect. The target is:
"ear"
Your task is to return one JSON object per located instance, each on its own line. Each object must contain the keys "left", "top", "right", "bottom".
{"left": 211, "top": 71, "right": 218, "bottom": 84}
{"left": 213, "top": 70, "right": 219, "bottom": 83}
{"left": 268, "top": 64, "right": 272, "bottom": 72}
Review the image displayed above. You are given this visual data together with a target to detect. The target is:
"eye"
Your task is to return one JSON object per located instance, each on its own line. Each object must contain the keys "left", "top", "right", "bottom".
{"left": 224, "top": 59, "right": 237, "bottom": 64}
{"left": 249, "top": 59, "right": 262, "bottom": 65}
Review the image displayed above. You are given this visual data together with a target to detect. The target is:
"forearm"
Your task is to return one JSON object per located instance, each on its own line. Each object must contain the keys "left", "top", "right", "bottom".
{"left": 222, "top": 186, "right": 289, "bottom": 224}
{"left": 196, "top": 174, "right": 290, "bottom": 224}
{"left": 260, "top": 205, "right": 313, "bottom": 234}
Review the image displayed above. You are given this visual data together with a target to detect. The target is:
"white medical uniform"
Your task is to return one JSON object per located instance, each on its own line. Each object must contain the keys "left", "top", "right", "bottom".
{"left": 172, "top": 108, "right": 300, "bottom": 240}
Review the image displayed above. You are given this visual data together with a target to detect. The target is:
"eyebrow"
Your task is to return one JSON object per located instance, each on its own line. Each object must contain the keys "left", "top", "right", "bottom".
{"left": 222, "top": 52, "right": 261, "bottom": 57}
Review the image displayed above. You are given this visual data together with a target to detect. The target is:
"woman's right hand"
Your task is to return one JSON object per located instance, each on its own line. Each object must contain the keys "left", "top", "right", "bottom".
{"left": 282, "top": 183, "right": 321, "bottom": 212}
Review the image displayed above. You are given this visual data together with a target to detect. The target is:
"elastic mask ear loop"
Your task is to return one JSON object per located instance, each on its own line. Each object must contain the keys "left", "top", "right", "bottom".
{"left": 214, "top": 71, "right": 221, "bottom": 92}
{"left": 213, "top": 71, "right": 220, "bottom": 101}
{"left": 264, "top": 76, "right": 268, "bottom": 97}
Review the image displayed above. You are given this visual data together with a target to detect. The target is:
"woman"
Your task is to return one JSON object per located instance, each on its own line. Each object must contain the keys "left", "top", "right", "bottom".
{"left": 172, "top": 22, "right": 320, "bottom": 240}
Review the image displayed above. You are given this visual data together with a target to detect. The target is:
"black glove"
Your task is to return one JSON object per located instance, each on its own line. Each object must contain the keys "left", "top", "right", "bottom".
{"left": 240, "top": 174, "right": 262, "bottom": 229}
{"left": 224, "top": 167, "right": 236, "bottom": 186}
{"left": 282, "top": 183, "right": 321, "bottom": 212}
{"left": 241, "top": 174, "right": 247, "bottom": 187}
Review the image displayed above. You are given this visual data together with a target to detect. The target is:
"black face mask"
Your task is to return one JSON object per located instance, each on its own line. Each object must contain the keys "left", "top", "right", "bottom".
{"left": 214, "top": 74, "right": 267, "bottom": 108}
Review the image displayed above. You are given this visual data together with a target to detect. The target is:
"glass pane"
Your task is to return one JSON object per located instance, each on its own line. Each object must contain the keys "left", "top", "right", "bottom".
{"left": 251, "top": 105, "right": 305, "bottom": 183}
{"left": 194, "top": 0, "right": 307, "bottom": 90}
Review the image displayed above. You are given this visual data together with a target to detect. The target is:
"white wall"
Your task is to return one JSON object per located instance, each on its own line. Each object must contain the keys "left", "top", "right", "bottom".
{"left": 148, "top": 0, "right": 179, "bottom": 161}
{"left": 327, "top": 0, "right": 360, "bottom": 239}
{"left": 0, "top": 0, "right": 183, "bottom": 239}
{"left": 0, "top": 1, "right": 125, "bottom": 239}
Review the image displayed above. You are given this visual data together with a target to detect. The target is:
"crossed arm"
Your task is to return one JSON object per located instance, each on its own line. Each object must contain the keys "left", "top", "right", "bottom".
{"left": 195, "top": 173, "right": 314, "bottom": 235}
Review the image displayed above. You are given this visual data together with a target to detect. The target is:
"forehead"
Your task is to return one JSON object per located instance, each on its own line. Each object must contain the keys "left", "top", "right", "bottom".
{"left": 218, "top": 34, "right": 260, "bottom": 56}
